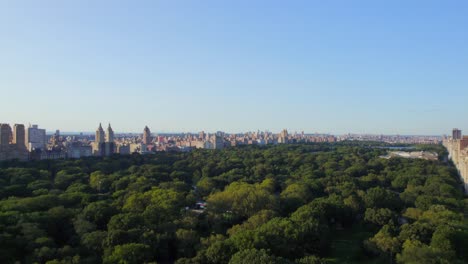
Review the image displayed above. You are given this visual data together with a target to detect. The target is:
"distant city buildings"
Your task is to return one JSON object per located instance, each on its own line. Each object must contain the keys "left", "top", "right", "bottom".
{"left": 67, "top": 142, "right": 93, "bottom": 159}
{"left": 116, "top": 144, "right": 130, "bottom": 155}
{"left": 170, "top": 129, "right": 336, "bottom": 150}
{"left": 340, "top": 134, "right": 441, "bottom": 144}
{"left": 0, "top": 120, "right": 444, "bottom": 162}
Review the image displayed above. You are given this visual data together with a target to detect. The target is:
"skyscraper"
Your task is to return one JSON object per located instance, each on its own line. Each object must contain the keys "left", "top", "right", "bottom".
{"left": 213, "top": 134, "right": 224, "bottom": 150}
{"left": 0, "top": 123, "right": 28, "bottom": 161}
{"left": 143, "top": 126, "right": 152, "bottom": 145}
{"left": 106, "top": 124, "right": 114, "bottom": 143}
{"left": 0, "top": 124, "right": 11, "bottom": 146}
{"left": 453, "top": 128, "right": 462, "bottom": 140}
{"left": 26, "top": 124, "right": 47, "bottom": 151}
{"left": 278, "top": 129, "right": 289, "bottom": 144}
{"left": 13, "top": 124, "right": 26, "bottom": 149}
{"left": 96, "top": 123, "right": 105, "bottom": 144}
{"left": 93, "top": 123, "right": 114, "bottom": 156}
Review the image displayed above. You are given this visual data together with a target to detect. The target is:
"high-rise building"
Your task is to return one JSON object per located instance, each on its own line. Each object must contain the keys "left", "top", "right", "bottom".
{"left": 93, "top": 123, "right": 115, "bottom": 157}
{"left": 278, "top": 129, "right": 289, "bottom": 144}
{"left": 105, "top": 124, "right": 115, "bottom": 156}
{"left": 453, "top": 128, "right": 462, "bottom": 140}
{"left": 212, "top": 134, "right": 225, "bottom": 150}
{"left": 26, "top": 125, "right": 47, "bottom": 151}
{"left": 445, "top": 129, "right": 468, "bottom": 194}
{"left": 0, "top": 124, "right": 11, "bottom": 146}
{"left": 96, "top": 123, "right": 105, "bottom": 144}
{"left": 106, "top": 124, "right": 114, "bottom": 143}
{"left": 143, "top": 126, "right": 152, "bottom": 145}
{"left": 460, "top": 136, "right": 468, "bottom": 150}
{"left": 0, "top": 123, "right": 28, "bottom": 161}
{"left": 13, "top": 124, "right": 26, "bottom": 150}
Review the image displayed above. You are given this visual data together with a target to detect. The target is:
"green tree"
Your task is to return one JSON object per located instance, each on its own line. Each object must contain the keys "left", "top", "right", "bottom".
{"left": 228, "top": 249, "right": 292, "bottom": 264}
{"left": 364, "top": 208, "right": 397, "bottom": 226}
{"left": 176, "top": 229, "right": 200, "bottom": 258}
{"left": 207, "top": 182, "right": 277, "bottom": 219}
{"left": 366, "top": 224, "right": 400, "bottom": 258}
{"left": 103, "top": 243, "right": 152, "bottom": 264}
{"left": 280, "top": 183, "right": 313, "bottom": 213}
{"left": 82, "top": 201, "right": 117, "bottom": 229}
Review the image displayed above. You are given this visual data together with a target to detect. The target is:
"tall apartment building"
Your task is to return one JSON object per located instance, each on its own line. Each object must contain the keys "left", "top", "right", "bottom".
{"left": 143, "top": 126, "right": 152, "bottom": 145}
{"left": 106, "top": 124, "right": 114, "bottom": 143}
{"left": 444, "top": 129, "right": 468, "bottom": 193}
{"left": 96, "top": 123, "right": 105, "bottom": 144}
{"left": 0, "top": 123, "right": 29, "bottom": 161}
{"left": 461, "top": 136, "right": 468, "bottom": 151}
{"left": 13, "top": 124, "right": 25, "bottom": 146}
{"left": 213, "top": 134, "right": 224, "bottom": 150}
{"left": 453, "top": 128, "right": 462, "bottom": 140}
{"left": 93, "top": 123, "right": 115, "bottom": 156}
{"left": 278, "top": 129, "right": 289, "bottom": 144}
{"left": 26, "top": 124, "right": 47, "bottom": 151}
{"left": 0, "top": 123, "right": 11, "bottom": 145}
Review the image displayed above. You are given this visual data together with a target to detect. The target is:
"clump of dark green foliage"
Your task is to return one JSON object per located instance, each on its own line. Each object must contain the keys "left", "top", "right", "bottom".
{"left": 0, "top": 142, "right": 467, "bottom": 264}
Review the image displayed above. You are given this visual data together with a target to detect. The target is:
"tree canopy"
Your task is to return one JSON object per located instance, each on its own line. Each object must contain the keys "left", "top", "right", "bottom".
{"left": 0, "top": 142, "right": 467, "bottom": 263}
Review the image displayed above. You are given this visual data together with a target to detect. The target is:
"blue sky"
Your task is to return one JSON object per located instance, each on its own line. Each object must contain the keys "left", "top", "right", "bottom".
{"left": 0, "top": 1, "right": 467, "bottom": 135}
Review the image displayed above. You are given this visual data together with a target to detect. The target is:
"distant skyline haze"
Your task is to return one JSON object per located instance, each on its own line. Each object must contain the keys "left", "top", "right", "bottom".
{"left": 1, "top": 1, "right": 467, "bottom": 135}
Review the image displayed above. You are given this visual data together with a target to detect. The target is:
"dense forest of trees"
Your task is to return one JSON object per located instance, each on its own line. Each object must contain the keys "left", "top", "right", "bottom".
{"left": 1, "top": 142, "right": 467, "bottom": 264}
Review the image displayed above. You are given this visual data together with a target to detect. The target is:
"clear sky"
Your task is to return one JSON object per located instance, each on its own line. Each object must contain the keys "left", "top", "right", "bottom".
{"left": 0, "top": 1, "right": 467, "bottom": 135}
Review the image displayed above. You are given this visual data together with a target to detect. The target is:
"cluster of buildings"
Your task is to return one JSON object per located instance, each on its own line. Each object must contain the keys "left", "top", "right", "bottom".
{"left": 0, "top": 122, "right": 340, "bottom": 162}
{"left": 0, "top": 121, "right": 448, "bottom": 164}
{"left": 443, "top": 128, "right": 468, "bottom": 193}
{"left": 0, "top": 123, "right": 48, "bottom": 161}
{"left": 0, "top": 124, "right": 29, "bottom": 161}
{"left": 5, "top": 121, "right": 446, "bottom": 163}
{"left": 165, "top": 129, "right": 337, "bottom": 149}
{"left": 0, "top": 122, "right": 158, "bottom": 161}
{"left": 340, "top": 133, "right": 441, "bottom": 144}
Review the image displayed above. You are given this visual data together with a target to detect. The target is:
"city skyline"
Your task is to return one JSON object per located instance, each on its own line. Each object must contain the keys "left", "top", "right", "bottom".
{"left": 1, "top": 120, "right": 442, "bottom": 162}
{"left": 1, "top": 1, "right": 468, "bottom": 134}
{"left": 0, "top": 122, "right": 450, "bottom": 136}
{"left": 5, "top": 122, "right": 453, "bottom": 140}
